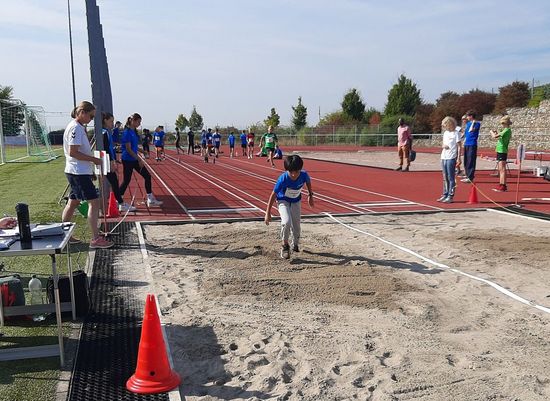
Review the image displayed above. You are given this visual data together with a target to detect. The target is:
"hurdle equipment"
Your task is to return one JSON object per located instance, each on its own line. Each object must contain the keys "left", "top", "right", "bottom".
{"left": 126, "top": 294, "right": 180, "bottom": 394}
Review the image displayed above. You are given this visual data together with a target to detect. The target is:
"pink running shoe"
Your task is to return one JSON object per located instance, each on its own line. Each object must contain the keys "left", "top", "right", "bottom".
{"left": 90, "top": 236, "right": 114, "bottom": 249}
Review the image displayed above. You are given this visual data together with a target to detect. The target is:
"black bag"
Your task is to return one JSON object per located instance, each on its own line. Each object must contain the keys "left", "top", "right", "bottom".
{"left": 409, "top": 149, "right": 417, "bottom": 162}
{"left": 545, "top": 167, "right": 550, "bottom": 182}
{"left": 0, "top": 274, "right": 25, "bottom": 307}
{"left": 47, "top": 270, "right": 90, "bottom": 318}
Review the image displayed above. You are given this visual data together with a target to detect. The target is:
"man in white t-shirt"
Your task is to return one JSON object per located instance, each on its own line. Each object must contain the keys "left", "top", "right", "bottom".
{"left": 61, "top": 101, "right": 113, "bottom": 249}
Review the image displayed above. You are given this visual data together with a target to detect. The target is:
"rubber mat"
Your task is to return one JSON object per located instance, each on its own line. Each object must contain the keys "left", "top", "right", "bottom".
{"left": 66, "top": 222, "right": 169, "bottom": 401}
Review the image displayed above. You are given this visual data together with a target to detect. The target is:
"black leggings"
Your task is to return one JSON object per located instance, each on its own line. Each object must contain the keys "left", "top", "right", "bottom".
{"left": 106, "top": 171, "right": 123, "bottom": 204}
{"left": 188, "top": 142, "right": 194, "bottom": 154}
{"left": 119, "top": 160, "right": 152, "bottom": 196}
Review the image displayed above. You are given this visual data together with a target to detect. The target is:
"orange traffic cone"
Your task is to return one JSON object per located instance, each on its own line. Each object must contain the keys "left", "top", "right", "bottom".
{"left": 106, "top": 192, "right": 120, "bottom": 218}
{"left": 467, "top": 184, "right": 479, "bottom": 204}
{"left": 126, "top": 294, "right": 180, "bottom": 394}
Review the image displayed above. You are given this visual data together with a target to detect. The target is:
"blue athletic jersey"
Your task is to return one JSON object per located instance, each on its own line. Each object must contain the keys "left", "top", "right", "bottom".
{"left": 464, "top": 121, "right": 480, "bottom": 146}
{"left": 273, "top": 171, "right": 310, "bottom": 203}
{"left": 102, "top": 128, "right": 116, "bottom": 161}
{"left": 153, "top": 131, "right": 165, "bottom": 147}
{"left": 121, "top": 128, "right": 139, "bottom": 161}
{"left": 228, "top": 134, "right": 235, "bottom": 146}
{"left": 213, "top": 133, "right": 221, "bottom": 145}
{"left": 112, "top": 127, "right": 120, "bottom": 143}
{"left": 240, "top": 133, "right": 247, "bottom": 145}
{"left": 201, "top": 131, "right": 207, "bottom": 144}
{"left": 206, "top": 132, "right": 213, "bottom": 145}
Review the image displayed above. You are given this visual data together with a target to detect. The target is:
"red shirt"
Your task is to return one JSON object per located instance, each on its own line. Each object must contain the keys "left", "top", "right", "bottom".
{"left": 247, "top": 133, "right": 255, "bottom": 144}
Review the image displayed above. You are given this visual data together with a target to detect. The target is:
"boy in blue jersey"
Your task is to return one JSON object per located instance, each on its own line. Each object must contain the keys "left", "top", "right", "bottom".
{"left": 265, "top": 155, "right": 314, "bottom": 259}
{"left": 462, "top": 110, "right": 481, "bottom": 182}
{"left": 212, "top": 128, "right": 222, "bottom": 158}
{"left": 240, "top": 130, "right": 248, "bottom": 157}
{"left": 153, "top": 126, "right": 165, "bottom": 161}
{"left": 228, "top": 132, "right": 236, "bottom": 158}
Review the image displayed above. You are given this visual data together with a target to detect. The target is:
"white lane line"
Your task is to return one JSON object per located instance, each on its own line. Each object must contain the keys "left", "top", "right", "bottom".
{"left": 187, "top": 207, "right": 261, "bottom": 214}
{"left": 142, "top": 157, "right": 195, "bottom": 220}
{"left": 323, "top": 212, "right": 550, "bottom": 315}
{"left": 234, "top": 157, "right": 443, "bottom": 211}
{"left": 217, "top": 159, "right": 368, "bottom": 214}
{"left": 487, "top": 208, "right": 550, "bottom": 224}
{"left": 353, "top": 202, "right": 416, "bottom": 207}
{"left": 164, "top": 154, "right": 268, "bottom": 213}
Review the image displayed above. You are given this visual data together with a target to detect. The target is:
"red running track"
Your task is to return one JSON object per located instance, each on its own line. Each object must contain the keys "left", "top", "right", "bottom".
{"left": 110, "top": 148, "right": 550, "bottom": 222}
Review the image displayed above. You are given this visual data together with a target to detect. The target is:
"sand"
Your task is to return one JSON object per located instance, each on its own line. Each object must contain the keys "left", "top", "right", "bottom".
{"left": 144, "top": 210, "right": 550, "bottom": 400}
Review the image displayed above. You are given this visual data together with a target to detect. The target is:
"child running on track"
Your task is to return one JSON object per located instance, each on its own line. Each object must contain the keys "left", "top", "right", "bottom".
{"left": 228, "top": 132, "right": 235, "bottom": 158}
{"left": 240, "top": 130, "right": 248, "bottom": 157}
{"left": 175, "top": 127, "right": 183, "bottom": 154}
{"left": 260, "top": 125, "right": 278, "bottom": 167}
{"left": 142, "top": 129, "right": 152, "bottom": 159}
{"left": 153, "top": 126, "right": 165, "bottom": 161}
{"left": 102, "top": 112, "right": 136, "bottom": 212}
{"left": 247, "top": 130, "right": 255, "bottom": 159}
{"left": 264, "top": 155, "right": 314, "bottom": 259}
{"left": 200, "top": 129, "right": 207, "bottom": 160}
{"left": 119, "top": 113, "right": 163, "bottom": 207}
{"left": 213, "top": 128, "right": 222, "bottom": 158}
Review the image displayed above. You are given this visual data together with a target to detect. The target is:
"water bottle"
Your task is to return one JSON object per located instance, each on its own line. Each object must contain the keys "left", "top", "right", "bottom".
{"left": 15, "top": 203, "right": 32, "bottom": 249}
{"left": 29, "top": 275, "right": 45, "bottom": 322}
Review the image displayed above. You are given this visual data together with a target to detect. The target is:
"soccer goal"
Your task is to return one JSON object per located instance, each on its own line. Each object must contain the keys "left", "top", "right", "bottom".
{"left": 0, "top": 99, "right": 59, "bottom": 164}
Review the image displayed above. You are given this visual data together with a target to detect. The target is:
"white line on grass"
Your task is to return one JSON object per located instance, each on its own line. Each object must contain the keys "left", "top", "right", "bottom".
{"left": 323, "top": 212, "right": 550, "bottom": 315}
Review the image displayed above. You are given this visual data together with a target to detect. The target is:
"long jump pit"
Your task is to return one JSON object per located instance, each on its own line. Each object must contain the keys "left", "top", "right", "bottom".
{"left": 142, "top": 210, "right": 550, "bottom": 401}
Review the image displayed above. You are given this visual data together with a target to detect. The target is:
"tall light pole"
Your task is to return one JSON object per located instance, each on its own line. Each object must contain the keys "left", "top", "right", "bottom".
{"left": 67, "top": 0, "right": 77, "bottom": 109}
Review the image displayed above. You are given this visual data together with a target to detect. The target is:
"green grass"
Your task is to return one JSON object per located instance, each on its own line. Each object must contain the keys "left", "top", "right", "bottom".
{"left": 0, "top": 155, "right": 90, "bottom": 401}
{"left": 1, "top": 145, "right": 62, "bottom": 164}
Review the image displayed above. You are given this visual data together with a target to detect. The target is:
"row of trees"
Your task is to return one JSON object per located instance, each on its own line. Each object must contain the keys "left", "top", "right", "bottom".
{"left": 175, "top": 76, "right": 543, "bottom": 136}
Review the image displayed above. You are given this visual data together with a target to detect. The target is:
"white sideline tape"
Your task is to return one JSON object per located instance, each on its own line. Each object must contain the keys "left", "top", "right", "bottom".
{"left": 323, "top": 212, "right": 550, "bottom": 315}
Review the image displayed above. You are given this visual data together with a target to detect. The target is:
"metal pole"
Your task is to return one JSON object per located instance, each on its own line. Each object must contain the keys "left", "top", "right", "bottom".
{"left": 68, "top": 0, "right": 77, "bottom": 109}
{"left": 24, "top": 107, "right": 31, "bottom": 157}
{"left": 0, "top": 102, "right": 5, "bottom": 164}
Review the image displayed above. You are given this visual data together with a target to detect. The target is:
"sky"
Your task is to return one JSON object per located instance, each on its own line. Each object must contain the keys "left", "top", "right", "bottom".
{"left": 1, "top": 0, "right": 550, "bottom": 130}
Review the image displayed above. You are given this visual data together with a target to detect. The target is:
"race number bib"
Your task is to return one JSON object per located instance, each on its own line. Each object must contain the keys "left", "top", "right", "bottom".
{"left": 266, "top": 136, "right": 274, "bottom": 143}
{"left": 284, "top": 187, "right": 302, "bottom": 198}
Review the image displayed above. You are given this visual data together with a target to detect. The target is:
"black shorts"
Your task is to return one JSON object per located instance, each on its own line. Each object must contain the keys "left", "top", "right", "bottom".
{"left": 229, "top": 145, "right": 235, "bottom": 149}
{"left": 202, "top": 142, "right": 207, "bottom": 149}
{"left": 142, "top": 143, "right": 150, "bottom": 152}
{"left": 66, "top": 173, "right": 98, "bottom": 201}
{"left": 496, "top": 152, "right": 507, "bottom": 161}
{"left": 241, "top": 144, "right": 247, "bottom": 149}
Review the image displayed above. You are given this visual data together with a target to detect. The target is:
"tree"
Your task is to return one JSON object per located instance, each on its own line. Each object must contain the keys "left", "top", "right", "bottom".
{"left": 430, "top": 91, "right": 461, "bottom": 132}
{"left": 384, "top": 74, "right": 422, "bottom": 116}
{"left": 188, "top": 106, "right": 203, "bottom": 131}
{"left": 414, "top": 103, "right": 435, "bottom": 134}
{"left": 318, "top": 111, "right": 354, "bottom": 127}
{"left": 493, "top": 81, "right": 530, "bottom": 114}
{"left": 456, "top": 89, "right": 496, "bottom": 119}
{"left": 264, "top": 107, "right": 280, "bottom": 128}
{"left": 0, "top": 85, "right": 25, "bottom": 136}
{"left": 291, "top": 96, "right": 307, "bottom": 130}
{"left": 341, "top": 88, "right": 365, "bottom": 121}
{"left": 175, "top": 114, "right": 189, "bottom": 131}
{"left": 363, "top": 107, "right": 380, "bottom": 125}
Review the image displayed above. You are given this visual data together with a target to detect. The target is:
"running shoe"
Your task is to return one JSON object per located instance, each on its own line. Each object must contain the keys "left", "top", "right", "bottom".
{"left": 436, "top": 196, "right": 446, "bottom": 202}
{"left": 280, "top": 244, "right": 290, "bottom": 259}
{"left": 147, "top": 197, "right": 163, "bottom": 207}
{"left": 460, "top": 178, "right": 470, "bottom": 183}
{"left": 90, "top": 236, "right": 114, "bottom": 249}
{"left": 119, "top": 202, "right": 137, "bottom": 212}
{"left": 395, "top": 166, "right": 402, "bottom": 171}
{"left": 69, "top": 236, "right": 82, "bottom": 245}
{"left": 292, "top": 244, "right": 299, "bottom": 253}
{"left": 403, "top": 166, "right": 410, "bottom": 172}
{"left": 442, "top": 197, "right": 453, "bottom": 203}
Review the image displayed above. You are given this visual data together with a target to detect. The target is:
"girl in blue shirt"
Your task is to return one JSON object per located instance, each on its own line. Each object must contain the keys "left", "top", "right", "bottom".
{"left": 265, "top": 155, "right": 314, "bottom": 259}
{"left": 119, "top": 113, "right": 163, "bottom": 207}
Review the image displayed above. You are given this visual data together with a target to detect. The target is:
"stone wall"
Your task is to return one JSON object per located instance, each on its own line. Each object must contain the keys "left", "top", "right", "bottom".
{"left": 479, "top": 100, "right": 550, "bottom": 150}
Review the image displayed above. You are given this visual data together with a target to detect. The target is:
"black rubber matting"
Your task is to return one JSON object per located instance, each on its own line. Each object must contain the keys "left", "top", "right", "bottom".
{"left": 66, "top": 222, "right": 169, "bottom": 401}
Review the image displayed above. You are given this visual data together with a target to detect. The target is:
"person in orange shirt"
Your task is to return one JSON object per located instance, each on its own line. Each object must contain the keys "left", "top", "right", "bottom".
{"left": 395, "top": 118, "right": 412, "bottom": 171}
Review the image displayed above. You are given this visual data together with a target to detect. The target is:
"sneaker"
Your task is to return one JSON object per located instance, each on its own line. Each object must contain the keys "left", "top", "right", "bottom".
{"left": 460, "top": 178, "right": 470, "bottom": 183}
{"left": 395, "top": 166, "right": 402, "bottom": 171}
{"left": 280, "top": 244, "right": 290, "bottom": 259}
{"left": 292, "top": 244, "right": 299, "bottom": 253}
{"left": 436, "top": 196, "right": 446, "bottom": 202}
{"left": 90, "top": 236, "right": 114, "bottom": 249}
{"left": 69, "top": 236, "right": 82, "bottom": 245}
{"left": 403, "top": 166, "right": 410, "bottom": 172}
{"left": 493, "top": 184, "right": 507, "bottom": 192}
{"left": 442, "top": 197, "right": 453, "bottom": 203}
{"left": 119, "top": 202, "right": 137, "bottom": 212}
{"left": 147, "top": 197, "right": 163, "bottom": 207}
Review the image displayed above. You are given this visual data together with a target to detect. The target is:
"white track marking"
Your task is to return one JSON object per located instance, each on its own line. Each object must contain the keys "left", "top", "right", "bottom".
{"left": 187, "top": 207, "right": 260, "bottom": 214}
{"left": 487, "top": 208, "right": 550, "bottom": 224}
{"left": 324, "top": 212, "right": 550, "bottom": 315}
{"left": 233, "top": 157, "right": 443, "bottom": 211}
{"left": 142, "top": 157, "right": 195, "bottom": 219}
{"left": 164, "top": 154, "right": 269, "bottom": 213}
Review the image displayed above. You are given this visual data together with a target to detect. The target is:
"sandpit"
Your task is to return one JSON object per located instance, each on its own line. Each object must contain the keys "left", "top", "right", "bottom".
{"left": 144, "top": 210, "right": 550, "bottom": 400}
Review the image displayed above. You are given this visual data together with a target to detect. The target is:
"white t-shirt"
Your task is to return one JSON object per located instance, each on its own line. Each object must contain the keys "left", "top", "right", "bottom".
{"left": 441, "top": 130, "right": 461, "bottom": 160}
{"left": 64, "top": 119, "right": 93, "bottom": 175}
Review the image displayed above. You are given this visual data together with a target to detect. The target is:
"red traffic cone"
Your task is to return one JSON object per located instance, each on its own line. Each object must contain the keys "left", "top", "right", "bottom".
{"left": 467, "top": 184, "right": 479, "bottom": 204}
{"left": 106, "top": 192, "right": 120, "bottom": 218}
{"left": 126, "top": 294, "right": 180, "bottom": 394}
